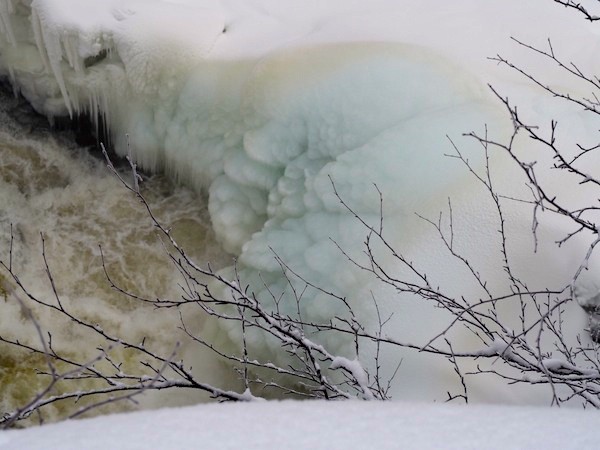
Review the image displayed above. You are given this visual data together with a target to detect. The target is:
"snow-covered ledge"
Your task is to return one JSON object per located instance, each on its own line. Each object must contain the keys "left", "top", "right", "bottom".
{"left": 2, "top": 401, "right": 600, "bottom": 450}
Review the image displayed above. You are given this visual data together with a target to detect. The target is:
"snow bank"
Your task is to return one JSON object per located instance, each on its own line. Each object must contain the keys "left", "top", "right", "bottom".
{"left": 2, "top": 401, "right": 599, "bottom": 450}
{"left": 1, "top": 0, "right": 599, "bottom": 403}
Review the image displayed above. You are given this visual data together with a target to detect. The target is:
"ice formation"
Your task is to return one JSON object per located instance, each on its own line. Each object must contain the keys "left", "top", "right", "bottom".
{"left": 0, "top": 0, "right": 598, "bottom": 403}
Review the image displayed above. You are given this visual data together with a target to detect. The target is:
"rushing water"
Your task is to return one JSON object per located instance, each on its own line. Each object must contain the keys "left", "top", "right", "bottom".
{"left": 0, "top": 83, "right": 234, "bottom": 425}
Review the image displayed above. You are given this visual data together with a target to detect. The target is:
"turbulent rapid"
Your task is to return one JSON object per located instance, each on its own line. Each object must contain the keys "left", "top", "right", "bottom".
{"left": 0, "top": 83, "right": 233, "bottom": 423}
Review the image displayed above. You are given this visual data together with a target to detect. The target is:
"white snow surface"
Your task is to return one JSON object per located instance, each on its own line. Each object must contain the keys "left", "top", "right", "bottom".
{"left": 2, "top": 0, "right": 600, "bottom": 405}
{"left": 2, "top": 401, "right": 599, "bottom": 450}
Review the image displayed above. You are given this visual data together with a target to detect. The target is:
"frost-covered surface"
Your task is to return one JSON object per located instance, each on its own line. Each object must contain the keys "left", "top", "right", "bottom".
{"left": 1, "top": 0, "right": 600, "bottom": 404}
{"left": 2, "top": 401, "right": 599, "bottom": 450}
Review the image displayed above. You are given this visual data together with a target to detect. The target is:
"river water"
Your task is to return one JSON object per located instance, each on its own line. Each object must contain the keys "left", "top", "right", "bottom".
{"left": 0, "top": 83, "right": 233, "bottom": 425}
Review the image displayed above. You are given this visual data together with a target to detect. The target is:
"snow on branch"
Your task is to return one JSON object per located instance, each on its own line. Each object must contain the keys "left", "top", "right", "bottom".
{"left": 554, "top": 0, "right": 600, "bottom": 21}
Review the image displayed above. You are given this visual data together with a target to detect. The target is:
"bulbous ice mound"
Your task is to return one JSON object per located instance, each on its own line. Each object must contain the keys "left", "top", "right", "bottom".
{"left": 203, "top": 43, "right": 503, "bottom": 347}
{"left": 0, "top": 0, "right": 595, "bottom": 403}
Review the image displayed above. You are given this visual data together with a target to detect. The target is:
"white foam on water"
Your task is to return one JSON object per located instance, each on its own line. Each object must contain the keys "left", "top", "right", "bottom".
{"left": 0, "top": 86, "right": 235, "bottom": 423}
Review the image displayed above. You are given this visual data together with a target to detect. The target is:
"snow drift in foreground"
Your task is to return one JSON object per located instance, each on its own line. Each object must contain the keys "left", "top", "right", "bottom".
{"left": 1, "top": 0, "right": 600, "bottom": 403}
{"left": 2, "top": 401, "right": 599, "bottom": 450}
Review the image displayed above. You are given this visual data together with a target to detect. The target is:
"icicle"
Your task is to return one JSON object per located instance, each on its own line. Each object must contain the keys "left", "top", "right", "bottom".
{"left": 91, "top": 90, "right": 99, "bottom": 137}
{"left": 71, "top": 87, "right": 79, "bottom": 116}
{"left": 0, "top": 0, "right": 16, "bottom": 45}
{"left": 63, "top": 34, "right": 83, "bottom": 74}
{"left": 47, "top": 45, "right": 73, "bottom": 117}
{"left": 102, "top": 91, "right": 110, "bottom": 142}
{"left": 31, "top": 6, "right": 73, "bottom": 117}
{"left": 31, "top": 9, "right": 51, "bottom": 75}
{"left": 7, "top": 64, "right": 17, "bottom": 97}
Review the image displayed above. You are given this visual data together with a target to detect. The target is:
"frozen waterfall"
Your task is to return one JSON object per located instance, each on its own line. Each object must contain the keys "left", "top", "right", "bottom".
{"left": 1, "top": 0, "right": 599, "bottom": 404}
